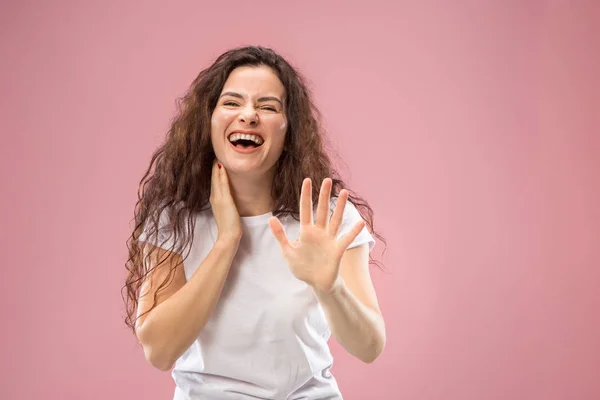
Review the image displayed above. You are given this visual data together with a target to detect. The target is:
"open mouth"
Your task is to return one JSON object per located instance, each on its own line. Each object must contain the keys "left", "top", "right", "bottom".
{"left": 228, "top": 133, "right": 264, "bottom": 149}
{"left": 230, "top": 139, "right": 262, "bottom": 149}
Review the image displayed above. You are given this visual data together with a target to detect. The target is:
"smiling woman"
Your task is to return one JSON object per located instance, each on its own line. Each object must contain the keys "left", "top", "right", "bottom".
{"left": 123, "top": 45, "right": 387, "bottom": 400}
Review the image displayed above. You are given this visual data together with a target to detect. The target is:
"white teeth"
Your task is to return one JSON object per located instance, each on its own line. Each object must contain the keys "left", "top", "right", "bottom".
{"left": 228, "top": 133, "right": 264, "bottom": 145}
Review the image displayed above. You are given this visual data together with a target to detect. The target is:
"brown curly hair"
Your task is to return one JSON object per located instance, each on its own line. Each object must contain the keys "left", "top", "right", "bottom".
{"left": 122, "top": 45, "right": 386, "bottom": 334}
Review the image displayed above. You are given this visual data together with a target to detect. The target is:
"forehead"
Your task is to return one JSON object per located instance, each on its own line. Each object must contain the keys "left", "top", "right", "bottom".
{"left": 221, "top": 65, "right": 285, "bottom": 98}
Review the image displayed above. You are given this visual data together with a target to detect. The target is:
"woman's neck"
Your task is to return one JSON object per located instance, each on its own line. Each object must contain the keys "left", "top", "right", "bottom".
{"left": 226, "top": 170, "right": 275, "bottom": 217}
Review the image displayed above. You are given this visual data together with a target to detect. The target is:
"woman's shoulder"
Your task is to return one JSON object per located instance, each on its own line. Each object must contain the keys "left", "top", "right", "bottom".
{"left": 194, "top": 206, "right": 214, "bottom": 225}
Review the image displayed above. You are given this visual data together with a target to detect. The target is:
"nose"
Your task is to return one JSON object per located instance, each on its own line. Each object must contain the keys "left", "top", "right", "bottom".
{"left": 239, "top": 107, "right": 258, "bottom": 125}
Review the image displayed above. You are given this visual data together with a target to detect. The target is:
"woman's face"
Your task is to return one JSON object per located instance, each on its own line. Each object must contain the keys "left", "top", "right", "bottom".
{"left": 210, "top": 65, "right": 288, "bottom": 177}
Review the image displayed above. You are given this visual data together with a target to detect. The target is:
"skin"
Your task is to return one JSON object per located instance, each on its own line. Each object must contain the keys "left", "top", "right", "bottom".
{"left": 136, "top": 65, "right": 385, "bottom": 371}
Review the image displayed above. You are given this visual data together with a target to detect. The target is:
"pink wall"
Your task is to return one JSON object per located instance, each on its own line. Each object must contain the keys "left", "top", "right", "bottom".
{"left": 1, "top": 1, "right": 598, "bottom": 399}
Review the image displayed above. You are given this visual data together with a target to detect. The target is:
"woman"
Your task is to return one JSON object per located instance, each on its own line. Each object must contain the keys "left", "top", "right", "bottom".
{"left": 123, "top": 46, "right": 386, "bottom": 400}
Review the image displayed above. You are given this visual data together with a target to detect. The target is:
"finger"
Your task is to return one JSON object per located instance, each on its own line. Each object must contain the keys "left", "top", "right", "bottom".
{"left": 219, "top": 163, "right": 233, "bottom": 198}
{"left": 328, "top": 189, "right": 348, "bottom": 235}
{"left": 300, "top": 178, "right": 313, "bottom": 226}
{"left": 315, "top": 178, "right": 332, "bottom": 229}
{"left": 268, "top": 216, "right": 291, "bottom": 252}
{"left": 338, "top": 220, "right": 366, "bottom": 251}
{"left": 211, "top": 160, "right": 221, "bottom": 198}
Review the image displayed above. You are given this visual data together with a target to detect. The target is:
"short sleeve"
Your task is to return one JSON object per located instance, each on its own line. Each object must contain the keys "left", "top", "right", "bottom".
{"left": 137, "top": 208, "right": 177, "bottom": 252}
{"left": 332, "top": 197, "right": 376, "bottom": 252}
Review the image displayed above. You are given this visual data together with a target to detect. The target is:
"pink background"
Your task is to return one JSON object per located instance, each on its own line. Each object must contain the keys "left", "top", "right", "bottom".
{"left": 1, "top": 1, "right": 599, "bottom": 399}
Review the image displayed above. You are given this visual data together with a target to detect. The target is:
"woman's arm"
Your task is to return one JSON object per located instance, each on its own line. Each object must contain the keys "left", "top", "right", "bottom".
{"left": 136, "top": 160, "right": 243, "bottom": 371}
{"left": 313, "top": 243, "right": 386, "bottom": 363}
{"left": 268, "top": 178, "right": 386, "bottom": 363}
{"left": 135, "top": 237, "right": 240, "bottom": 371}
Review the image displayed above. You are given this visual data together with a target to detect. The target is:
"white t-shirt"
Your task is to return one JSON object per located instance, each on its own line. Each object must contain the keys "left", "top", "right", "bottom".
{"left": 139, "top": 198, "right": 375, "bottom": 400}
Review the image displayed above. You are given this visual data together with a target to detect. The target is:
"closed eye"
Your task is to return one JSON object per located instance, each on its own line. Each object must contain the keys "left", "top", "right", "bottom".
{"left": 223, "top": 101, "right": 240, "bottom": 107}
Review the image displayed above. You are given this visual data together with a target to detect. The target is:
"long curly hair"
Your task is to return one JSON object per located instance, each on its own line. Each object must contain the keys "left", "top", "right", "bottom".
{"left": 123, "top": 45, "right": 386, "bottom": 333}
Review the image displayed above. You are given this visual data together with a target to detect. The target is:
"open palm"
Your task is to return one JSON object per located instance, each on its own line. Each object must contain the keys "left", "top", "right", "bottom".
{"left": 268, "top": 178, "right": 365, "bottom": 293}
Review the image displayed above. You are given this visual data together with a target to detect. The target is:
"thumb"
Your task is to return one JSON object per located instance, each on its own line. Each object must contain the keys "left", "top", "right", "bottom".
{"left": 269, "top": 217, "right": 291, "bottom": 252}
{"left": 338, "top": 220, "right": 366, "bottom": 251}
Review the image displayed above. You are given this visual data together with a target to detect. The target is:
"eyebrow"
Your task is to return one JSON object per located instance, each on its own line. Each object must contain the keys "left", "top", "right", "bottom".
{"left": 220, "top": 91, "right": 283, "bottom": 105}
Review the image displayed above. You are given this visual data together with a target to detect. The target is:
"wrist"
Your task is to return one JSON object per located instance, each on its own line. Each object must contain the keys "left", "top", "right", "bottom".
{"left": 313, "top": 276, "right": 346, "bottom": 299}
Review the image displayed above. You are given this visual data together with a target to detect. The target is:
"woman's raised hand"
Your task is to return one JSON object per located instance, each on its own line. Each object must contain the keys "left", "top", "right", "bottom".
{"left": 268, "top": 178, "right": 365, "bottom": 293}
